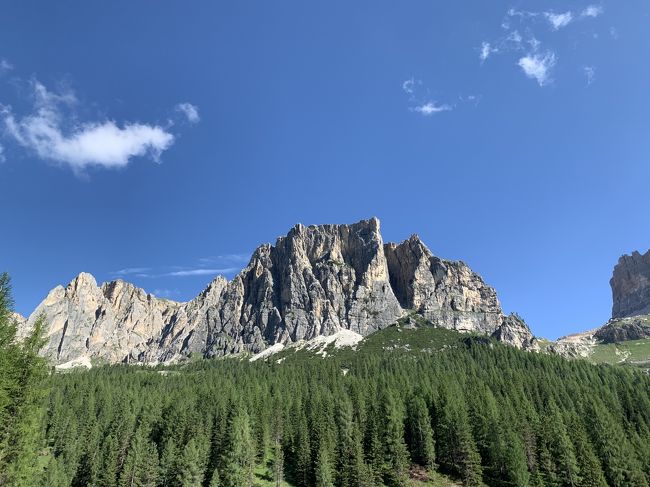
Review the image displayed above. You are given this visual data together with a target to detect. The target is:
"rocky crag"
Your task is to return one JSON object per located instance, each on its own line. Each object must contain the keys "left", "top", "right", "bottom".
{"left": 611, "top": 250, "right": 650, "bottom": 319}
{"left": 552, "top": 249, "right": 650, "bottom": 359}
{"left": 19, "top": 218, "right": 536, "bottom": 366}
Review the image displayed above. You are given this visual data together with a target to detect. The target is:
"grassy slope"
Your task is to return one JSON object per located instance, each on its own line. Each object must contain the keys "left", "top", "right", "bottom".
{"left": 589, "top": 338, "right": 650, "bottom": 366}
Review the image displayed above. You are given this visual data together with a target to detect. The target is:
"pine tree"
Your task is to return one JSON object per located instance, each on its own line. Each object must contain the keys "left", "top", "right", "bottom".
{"left": 43, "top": 456, "right": 70, "bottom": 487}
{"left": 208, "top": 467, "right": 221, "bottom": 487}
{"left": 436, "top": 384, "right": 483, "bottom": 486}
{"left": 336, "top": 398, "right": 370, "bottom": 487}
{"left": 0, "top": 273, "right": 49, "bottom": 487}
{"left": 381, "top": 390, "right": 410, "bottom": 487}
{"left": 95, "top": 433, "right": 119, "bottom": 487}
{"left": 570, "top": 418, "right": 607, "bottom": 487}
{"left": 291, "top": 409, "right": 311, "bottom": 486}
{"left": 118, "top": 427, "right": 160, "bottom": 487}
{"left": 176, "top": 438, "right": 205, "bottom": 487}
{"left": 271, "top": 430, "right": 284, "bottom": 487}
{"left": 221, "top": 408, "right": 255, "bottom": 487}
{"left": 406, "top": 394, "right": 436, "bottom": 470}
{"left": 314, "top": 440, "right": 335, "bottom": 487}
{"left": 588, "top": 400, "right": 649, "bottom": 487}
{"left": 545, "top": 401, "right": 580, "bottom": 486}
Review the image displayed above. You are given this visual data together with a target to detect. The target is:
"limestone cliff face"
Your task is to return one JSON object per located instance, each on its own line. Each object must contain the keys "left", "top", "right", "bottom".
{"left": 21, "top": 218, "right": 536, "bottom": 365}
{"left": 611, "top": 250, "right": 650, "bottom": 319}
{"left": 385, "top": 235, "right": 502, "bottom": 334}
{"left": 23, "top": 273, "right": 185, "bottom": 364}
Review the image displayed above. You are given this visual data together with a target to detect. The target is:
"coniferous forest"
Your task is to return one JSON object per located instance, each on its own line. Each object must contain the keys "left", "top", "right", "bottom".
{"left": 2, "top": 273, "right": 650, "bottom": 487}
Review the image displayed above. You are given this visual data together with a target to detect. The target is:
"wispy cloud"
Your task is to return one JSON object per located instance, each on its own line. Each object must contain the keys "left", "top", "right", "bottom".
{"left": 485, "top": 6, "right": 608, "bottom": 86}
{"left": 402, "top": 78, "right": 456, "bottom": 116}
{"left": 581, "top": 5, "right": 604, "bottom": 18}
{"left": 518, "top": 52, "right": 557, "bottom": 86}
{"left": 507, "top": 6, "right": 603, "bottom": 27}
{"left": 166, "top": 268, "right": 238, "bottom": 277}
{"left": 411, "top": 102, "right": 452, "bottom": 116}
{"left": 199, "top": 254, "right": 249, "bottom": 264}
{"left": 0, "top": 144, "right": 4, "bottom": 163}
{"left": 152, "top": 288, "right": 181, "bottom": 299}
{"left": 175, "top": 102, "right": 200, "bottom": 124}
{"left": 113, "top": 267, "right": 152, "bottom": 276}
{"left": 111, "top": 255, "right": 247, "bottom": 280}
{"left": 1, "top": 81, "right": 174, "bottom": 173}
{"left": 0, "top": 59, "right": 12, "bottom": 74}
{"left": 479, "top": 42, "right": 498, "bottom": 62}
{"left": 545, "top": 11, "right": 573, "bottom": 30}
{"left": 402, "top": 78, "right": 420, "bottom": 94}
{"left": 583, "top": 66, "right": 596, "bottom": 85}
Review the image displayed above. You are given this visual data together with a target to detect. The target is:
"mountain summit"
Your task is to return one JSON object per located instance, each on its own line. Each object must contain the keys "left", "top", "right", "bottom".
{"left": 20, "top": 218, "right": 536, "bottom": 365}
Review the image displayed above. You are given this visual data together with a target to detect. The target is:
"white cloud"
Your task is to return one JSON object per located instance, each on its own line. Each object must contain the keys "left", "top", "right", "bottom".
{"left": 0, "top": 144, "right": 4, "bottom": 162}
{"left": 582, "top": 5, "right": 604, "bottom": 18}
{"left": 507, "top": 9, "right": 539, "bottom": 19}
{"left": 518, "top": 52, "right": 557, "bottom": 86}
{"left": 175, "top": 102, "right": 200, "bottom": 124}
{"left": 1, "top": 81, "right": 175, "bottom": 172}
{"left": 545, "top": 11, "right": 573, "bottom": 30}
{"left": 402, "top": 78, "right": 420, "bottom": 94}
{"left": 411, "top": 102, "right": 452, "bottom": 116}
{"left": 584, "top": 66, "right": 596, "bottom": 85}
{"left": 480, "top": 42, "right": 498, "bottom": 62}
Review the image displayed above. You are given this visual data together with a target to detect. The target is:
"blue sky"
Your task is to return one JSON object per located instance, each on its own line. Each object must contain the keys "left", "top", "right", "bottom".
{"left": 1, "top": 1, "right": 648, "bottom": 339}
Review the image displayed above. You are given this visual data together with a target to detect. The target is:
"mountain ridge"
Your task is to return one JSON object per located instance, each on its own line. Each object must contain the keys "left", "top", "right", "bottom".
{"left": 19, "top": 217, "right": 537, "bottom": 366}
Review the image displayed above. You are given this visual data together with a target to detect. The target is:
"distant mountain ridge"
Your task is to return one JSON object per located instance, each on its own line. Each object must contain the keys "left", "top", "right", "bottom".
{"left": 18, "top": 217, "right": 536, "bottom": 366}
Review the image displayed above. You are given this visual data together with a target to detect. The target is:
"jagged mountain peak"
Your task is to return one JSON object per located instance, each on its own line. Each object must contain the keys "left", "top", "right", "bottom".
{"left": 19, "top": 218, "right": 536, "bottom": 366}
{"left": 68, "top": 271, "right": 99, "bottom": 291}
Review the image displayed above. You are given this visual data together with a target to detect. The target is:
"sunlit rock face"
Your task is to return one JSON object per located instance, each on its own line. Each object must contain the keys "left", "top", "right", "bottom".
{"left": 21, "top": 218, "right": 535, "bottom": 365}
{"left": 611, "top": 250, "right": 650, "bottom": 319}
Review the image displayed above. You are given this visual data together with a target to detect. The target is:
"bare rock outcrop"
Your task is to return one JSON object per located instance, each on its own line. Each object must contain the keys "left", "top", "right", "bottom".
{"left": 594, "top": 316, "right": 650, "bottom": 343}
{"left": 20, "top": 218, "right": 536, "bottom": 364}
{"left": 611, "top": 250, "right": 650, "bottom": 319}
{"left": 385, "top": 235, "right": 502, "bottom": 334}
{"left": 492, "top": 314, "right": 539, "bottom": 351}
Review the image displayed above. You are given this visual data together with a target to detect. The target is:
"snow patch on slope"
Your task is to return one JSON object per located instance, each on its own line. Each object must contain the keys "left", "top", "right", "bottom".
{"left": 56, "top": 356, "right": 92, "bottom": 370}
{"left": 248, "top": 329, "right": 363, "bottom": 362}
{"left": 250, "top": 343, "right": 285, "bottom": 362}
{"left": 297, "top": 329, "right": 364, "bottom": 356}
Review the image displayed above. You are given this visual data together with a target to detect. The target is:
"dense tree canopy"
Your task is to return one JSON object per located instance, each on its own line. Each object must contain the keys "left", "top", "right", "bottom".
{"left": 39, "top": 334, "right": 650, "bottom": 486}
{"left": 0, "top": 273, "right": 48, "bottom": 486}
{"left": 1, "top": 272, "right": 650, "bottom": 486}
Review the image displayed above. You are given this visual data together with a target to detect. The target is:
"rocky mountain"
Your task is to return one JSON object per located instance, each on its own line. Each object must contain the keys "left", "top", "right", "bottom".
{"left": 594, "top": 315, "right": 650, "bottom": 343}
{"left": 20, "top": 218, "right": 536, "bottom": 366}
{"left": 611, "top": 249, "right": 650, "bottom": 319}
{"left": 551, "top": 249, "right": 650, "bottom": 364}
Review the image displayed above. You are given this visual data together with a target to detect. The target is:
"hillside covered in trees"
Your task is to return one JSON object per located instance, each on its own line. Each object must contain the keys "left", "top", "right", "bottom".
{"left": 2, "top": 273, "right": 650, "bottom": 486}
